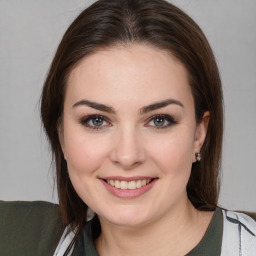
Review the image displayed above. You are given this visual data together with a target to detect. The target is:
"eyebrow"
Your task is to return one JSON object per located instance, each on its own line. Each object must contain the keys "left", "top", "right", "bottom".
{"left": 72, "top": 98, "right": 184, "bottom": 114}
{"left": 73, "top": 99, "right": 115, "bottom": 113}
{"left": 140, "top": 99, "right": 184, "bottom": 114}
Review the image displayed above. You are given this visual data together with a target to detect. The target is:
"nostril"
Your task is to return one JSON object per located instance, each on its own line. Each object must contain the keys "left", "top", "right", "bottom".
{"left": 109, "top": 136, "right": 146, "bottom": 168}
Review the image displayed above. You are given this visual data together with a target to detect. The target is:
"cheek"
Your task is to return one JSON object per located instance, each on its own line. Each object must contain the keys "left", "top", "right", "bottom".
{"left": 148, "top": 130, "right": 195, "bottom": 174}
{"left": 63, "top": 130, "right": 111, "bottom": 176}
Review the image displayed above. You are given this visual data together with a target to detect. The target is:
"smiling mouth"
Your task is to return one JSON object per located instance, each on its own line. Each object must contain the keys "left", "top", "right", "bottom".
{"left": 103, "top": 179, "right": 154, "bottom": 190}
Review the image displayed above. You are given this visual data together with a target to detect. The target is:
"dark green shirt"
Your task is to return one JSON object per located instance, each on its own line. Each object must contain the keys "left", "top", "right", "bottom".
{"left": 72, "top": 207, "right": 223, "bottom": 255}
{"left": 0, "top": 201, "right": 222, "bottom": 255}
{"left": 0, "top": 201, "right": 65, "bottom": 256}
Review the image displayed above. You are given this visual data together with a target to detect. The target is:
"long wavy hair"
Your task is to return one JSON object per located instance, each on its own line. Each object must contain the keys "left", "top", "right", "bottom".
{"left": 41, "top": 0, "right": 223, "bottom": 233}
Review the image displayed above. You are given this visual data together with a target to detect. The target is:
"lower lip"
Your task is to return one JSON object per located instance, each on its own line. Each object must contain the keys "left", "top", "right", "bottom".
{"left": 100, "top": 179, "right": 157, "bottom": 199}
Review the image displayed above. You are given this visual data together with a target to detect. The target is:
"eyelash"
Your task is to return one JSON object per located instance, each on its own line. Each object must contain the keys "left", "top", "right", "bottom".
{"left": 80, "top": 114, "right": 177, "bottom": 130}
{"left": 80, "top": 115, "right": 111, "bottom": 130}
{"left": 146, "top": 114, "right": 178, "bottom": 129}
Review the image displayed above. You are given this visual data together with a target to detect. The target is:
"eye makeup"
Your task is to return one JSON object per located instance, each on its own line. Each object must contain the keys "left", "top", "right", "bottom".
{"left": 145, "top": 114, "right": 178, "bottom": 129}
{"left": 80, "top": 114, "right": 111, "bottom": 130}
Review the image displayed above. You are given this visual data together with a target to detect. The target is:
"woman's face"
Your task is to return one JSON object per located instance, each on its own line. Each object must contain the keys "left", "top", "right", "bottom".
{"left": 60, "top": 44, "right": 208, "bottom": 227}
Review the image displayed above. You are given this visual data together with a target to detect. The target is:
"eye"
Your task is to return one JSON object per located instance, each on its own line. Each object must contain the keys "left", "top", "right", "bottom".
{"left": 146, "top": 114, "right": 177, "bottom": 129}
{"left": 80, "top": 115, "right": 111, "bottom": 130}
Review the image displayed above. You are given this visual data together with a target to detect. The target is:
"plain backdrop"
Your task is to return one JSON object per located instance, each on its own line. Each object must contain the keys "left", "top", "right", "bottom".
{"left": 0, "top": 0, "right": 256, "bottom": 211}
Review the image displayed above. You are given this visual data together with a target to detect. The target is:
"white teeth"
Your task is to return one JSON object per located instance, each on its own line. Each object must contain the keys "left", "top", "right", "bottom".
{"left": 106, "top": 179, "right": 152, "bottom": 189}
{"left": 115, "top": 180, "right": 121, "bottom": 188}
{"left": 136, "top": 180, "right": 142, "bottom": 188}
{"left": 128, "top": 181, "right": 136, "bottom": 190}
{"left": 141, "top": 179, "right": 147, "bottom": 186}
{"left": 120, "top": 181, "right": 128, "bottom": 189}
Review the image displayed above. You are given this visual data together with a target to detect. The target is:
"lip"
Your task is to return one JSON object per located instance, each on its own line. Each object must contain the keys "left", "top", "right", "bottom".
{"left": 99, "top": 176, "right": 158, "bottom": 199}
{"left": 100, "top": 176, "right": 155, "bottom": 182}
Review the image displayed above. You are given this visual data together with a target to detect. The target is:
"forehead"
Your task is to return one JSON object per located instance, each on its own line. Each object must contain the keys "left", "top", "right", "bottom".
{"left": 65, "top": 44, "right": 193, "bottom": 108}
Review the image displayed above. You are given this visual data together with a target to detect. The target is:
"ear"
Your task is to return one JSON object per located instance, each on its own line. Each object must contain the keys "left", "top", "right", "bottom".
{"left": 193, "top": 111, "right": 210, "bottom": 162}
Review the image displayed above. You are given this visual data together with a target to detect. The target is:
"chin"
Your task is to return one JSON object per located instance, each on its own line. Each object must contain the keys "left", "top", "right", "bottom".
{"left": 109, "top": 217, "right": 149, "bottom": 228}
{"left": 98, "top": 206, "right": 154, "bottom": 228}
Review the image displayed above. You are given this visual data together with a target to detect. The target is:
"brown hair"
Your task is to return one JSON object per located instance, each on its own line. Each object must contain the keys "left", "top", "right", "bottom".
{"left": 41, "top": 0, "right": 223, "bottom": 232}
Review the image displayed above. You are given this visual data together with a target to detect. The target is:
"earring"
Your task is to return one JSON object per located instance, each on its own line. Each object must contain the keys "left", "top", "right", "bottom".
{"left": 195, "top": 152, "right": 201, "bottom": 162}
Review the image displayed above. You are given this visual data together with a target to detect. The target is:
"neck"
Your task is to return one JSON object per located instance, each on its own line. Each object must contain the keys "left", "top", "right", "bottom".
{"left": 95, "top": 199, "right": 214, "bottom": 256}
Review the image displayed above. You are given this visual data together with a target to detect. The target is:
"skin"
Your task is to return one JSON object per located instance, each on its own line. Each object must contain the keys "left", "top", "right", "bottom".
{"left": 59, "top": 44, "right": 212, "bottom": 255}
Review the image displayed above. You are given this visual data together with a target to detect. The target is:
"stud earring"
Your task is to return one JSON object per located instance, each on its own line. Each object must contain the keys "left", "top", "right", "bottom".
{"left": 195, "top": 152, "right": 201, "bottom": 162}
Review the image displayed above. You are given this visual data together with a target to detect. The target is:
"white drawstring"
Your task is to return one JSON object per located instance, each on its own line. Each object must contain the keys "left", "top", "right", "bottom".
{"left": 53, "top": 225, "right": 76, "bottom": 256}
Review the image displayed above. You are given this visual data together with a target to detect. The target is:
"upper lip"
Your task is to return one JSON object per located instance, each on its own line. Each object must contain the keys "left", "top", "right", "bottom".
{"left": 99, "top": 176, "right": 157, "bottom": 182}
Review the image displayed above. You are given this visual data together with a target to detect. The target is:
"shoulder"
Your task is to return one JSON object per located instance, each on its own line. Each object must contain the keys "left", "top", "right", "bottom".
{"left": 0, "top": 200, "right": 63, "bottom": 230}
{"left": 0, "top": 199, "right": 59, "bottom": 213}
{"left": 0, "top": 200, "right": 65, "bottom": 256}
{"left": 221, "top": 208, "right": 256, "bottom": 255}
{"left": 222, "top": 209, "right": 256, "bottom": 235}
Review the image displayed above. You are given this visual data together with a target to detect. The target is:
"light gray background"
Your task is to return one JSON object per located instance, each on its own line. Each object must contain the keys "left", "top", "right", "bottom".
{"left": 0, "top": 0, "right": 255, "bottom": 211}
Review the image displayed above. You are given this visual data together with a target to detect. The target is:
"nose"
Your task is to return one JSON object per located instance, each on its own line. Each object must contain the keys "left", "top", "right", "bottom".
{"left": 110, "top": 126, "right": 146, "bottom": 169}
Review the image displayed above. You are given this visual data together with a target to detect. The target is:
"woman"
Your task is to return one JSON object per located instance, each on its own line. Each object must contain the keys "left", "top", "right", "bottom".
{"left": 1, "top": 0, "right": 256, "bottom": 255}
